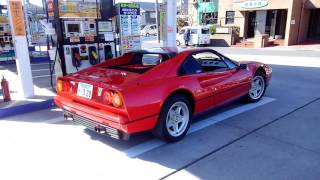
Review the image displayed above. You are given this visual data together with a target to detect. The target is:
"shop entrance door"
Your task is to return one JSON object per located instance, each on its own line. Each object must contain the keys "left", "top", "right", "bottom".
{"left": 247, "top": 12, "right": 256, "bottom": 38}
{"left": 255, "top": 10, "right": 267, "bottom": 36}
{"left": 308, "top": 9, "right": 320, "bottom": 40}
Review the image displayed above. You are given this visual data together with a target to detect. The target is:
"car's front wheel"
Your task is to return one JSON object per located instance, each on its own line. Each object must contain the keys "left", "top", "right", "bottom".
{"left": 152, "top": 95, "right": 191, "bottom": 142}
{"left": 246, "top": 71, "right": 266, "bottom": 102}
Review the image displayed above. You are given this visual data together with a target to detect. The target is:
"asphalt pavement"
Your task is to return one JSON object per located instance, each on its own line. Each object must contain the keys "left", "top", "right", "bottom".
{"left": 1, "top": 48, "right": 320, "bottom": 179}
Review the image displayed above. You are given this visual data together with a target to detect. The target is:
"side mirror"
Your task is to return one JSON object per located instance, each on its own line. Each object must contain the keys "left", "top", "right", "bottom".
{"left": 238, "top": 64, "right": 247, "bottom": 70}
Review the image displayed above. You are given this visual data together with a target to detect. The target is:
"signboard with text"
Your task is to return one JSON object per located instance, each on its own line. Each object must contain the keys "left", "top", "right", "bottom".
{"left": 58, "top": 1, "right": 100, "bottom": 18}
{"left": 240, "top": 0, "right": 268, "bottom": 9}
{"left": 119, "top": 3, "right": 140, "bottom": 15}
{"left": 118, "top": 3, "right": 141, "bottom": 54}
{"left": 9, "top": 0, "right": 26, "bottom": 36}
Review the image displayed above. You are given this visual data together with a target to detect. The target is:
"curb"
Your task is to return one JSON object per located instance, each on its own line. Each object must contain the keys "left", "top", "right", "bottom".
{"left": 0, "top": 98, "right": 55, "bottom": 119}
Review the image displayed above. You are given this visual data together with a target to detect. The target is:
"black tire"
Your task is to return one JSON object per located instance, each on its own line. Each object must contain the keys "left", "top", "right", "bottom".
{"left": 152, "top": 95, "right": 192, "bottom": 142}
{"left": 176, "top": 40, "right": 181, "bottom": 46}
{"left": 245, "top": 71, "right": 266, "bottom": 102}
{"left": 146, "top": 33, "right": 150, "bottom": 37}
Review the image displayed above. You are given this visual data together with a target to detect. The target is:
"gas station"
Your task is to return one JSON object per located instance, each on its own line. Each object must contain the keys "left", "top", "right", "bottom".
{"left": 1, "top": 0, "right": 320, "bottom": 179}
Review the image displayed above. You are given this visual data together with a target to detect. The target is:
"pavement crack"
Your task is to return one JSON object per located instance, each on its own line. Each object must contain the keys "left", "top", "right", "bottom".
{"left": 160, "top": 97, "right": 320, "bottom": 180}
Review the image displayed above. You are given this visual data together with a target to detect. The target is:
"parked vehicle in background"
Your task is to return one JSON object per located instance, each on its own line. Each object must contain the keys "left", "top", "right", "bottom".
{"left": 141, "top": 24, "right": 157, "bottom": 36}
{"left": 177, "top": 26, "right": 211, "bottom": 46}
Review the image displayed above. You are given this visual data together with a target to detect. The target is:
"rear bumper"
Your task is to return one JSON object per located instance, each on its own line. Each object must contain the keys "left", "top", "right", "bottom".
{"left": 54, "top": 95, "right": 159, "bottom": 136}
{"left": 64, "top": 110, "right": 130, "bottom": 140}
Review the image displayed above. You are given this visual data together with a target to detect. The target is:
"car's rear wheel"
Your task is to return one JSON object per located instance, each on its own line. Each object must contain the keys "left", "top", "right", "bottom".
{"left": 152, "top": 95, "right": 191, "bottom": 142}
{"left": 246, "top": 71, "right": 266, "bottom": 102}
{"left": 146, "top": 33, "right": 150, "bottom": 37}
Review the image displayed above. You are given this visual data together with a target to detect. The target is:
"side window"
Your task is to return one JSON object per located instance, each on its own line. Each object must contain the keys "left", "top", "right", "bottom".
{"left": 179, "top": 56, "right": 203, "bottom": 75}
{"left": 224, "top": 58, "right": 238, "bottom": 69}
{"left": 192, "top": 52, "right": 229, "bottom": 72}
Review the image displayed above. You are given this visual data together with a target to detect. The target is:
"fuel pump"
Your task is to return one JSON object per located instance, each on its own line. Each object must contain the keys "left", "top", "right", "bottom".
{"left": 53, "top": 0, "right": 117, "bottom": 75}
{"left": 71, "top": 46, "right": 81, "bottom": 67}
{"left": 104, "top": 44, "right": 113, "bottom": 60}
{"left": 88, "top": 44, "right": 99, "bottom": 65}
{"left": 99, "top": 42, "right": 116, "bottom": 61}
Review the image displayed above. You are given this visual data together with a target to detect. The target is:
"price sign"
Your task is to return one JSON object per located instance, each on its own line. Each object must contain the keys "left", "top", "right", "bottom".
{"left": 9, "top": 0, "right": 26, "bottom": 36}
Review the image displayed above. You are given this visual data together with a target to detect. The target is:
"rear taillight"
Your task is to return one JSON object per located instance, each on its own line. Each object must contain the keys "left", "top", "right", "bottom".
{"left": 102, "top": 90, "right": 112, "bottom": 104}
{"left": 56, "top": 80, "right": 63, "bottom": 92}
{"left": 101, "top": 90, "right": 123, "bottom": 107}
{"left": 56, "top": 79, "right": 71, "bottom": 93}
{"left": 112, "top": 92, "right": 123, "bottom": 107}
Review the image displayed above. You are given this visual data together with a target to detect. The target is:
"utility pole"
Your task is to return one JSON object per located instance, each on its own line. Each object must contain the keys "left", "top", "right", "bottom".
{"left": 155, "top": 0, "right": 160, "bottom": 43}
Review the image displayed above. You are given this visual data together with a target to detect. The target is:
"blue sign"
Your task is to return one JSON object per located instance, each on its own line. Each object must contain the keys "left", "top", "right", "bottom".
{"left": 119, "top": 3, "right": 140, "bottom": 15}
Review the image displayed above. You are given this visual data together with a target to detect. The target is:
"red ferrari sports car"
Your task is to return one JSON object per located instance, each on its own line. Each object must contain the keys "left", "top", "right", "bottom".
{"left": 54, "top": 48, "right": 272, "bottom": 142}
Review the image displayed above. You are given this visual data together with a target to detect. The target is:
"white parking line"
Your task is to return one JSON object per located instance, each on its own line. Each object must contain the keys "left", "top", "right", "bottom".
{"left": 32, "top": 69, "right": 50, "bottom": 72}
{"left": 124, "top": 97, "right": 275, "bottom": 158}
{"left": 31, "top": 62, "right": 53, "bottom": 66}
{"left": 33, "top": 74, "right": 55, "bottom": 79}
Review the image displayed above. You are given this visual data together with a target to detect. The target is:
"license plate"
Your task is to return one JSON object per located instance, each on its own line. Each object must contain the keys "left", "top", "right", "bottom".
{"left": 77, "top": 82, "right": 93, "bottom": 99}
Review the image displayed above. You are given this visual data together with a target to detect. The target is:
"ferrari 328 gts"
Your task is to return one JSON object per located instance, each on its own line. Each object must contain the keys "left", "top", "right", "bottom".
{"left": 54, "top": 48, "right": 272, "bottom": 142}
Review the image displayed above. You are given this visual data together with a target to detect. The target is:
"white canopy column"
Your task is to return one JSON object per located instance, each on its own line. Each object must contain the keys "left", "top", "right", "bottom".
{"left": 8, "top": 0, "right": 34, "bottom": 98}
{"left": 163, "top": 0, "right": 177, "bottom": 47}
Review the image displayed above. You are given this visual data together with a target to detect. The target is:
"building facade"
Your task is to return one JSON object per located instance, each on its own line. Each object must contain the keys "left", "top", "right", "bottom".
{"left": 136, "top": 2, "right": 157, "bottom": 26}
{"left": 217, "top": 0, "right": 320, "bottom": 46}
{"left": 177, "top": 0, "right": 189, "bottom": 16}
{"left": 197, "top": 0, "right": 219, "bottom": 24}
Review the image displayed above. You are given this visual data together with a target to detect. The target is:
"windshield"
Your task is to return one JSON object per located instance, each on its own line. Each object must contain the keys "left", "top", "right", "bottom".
{"left": 201, "top": 28, "right": 210, "bottom": 34}
{"left": 106, "top": 52, "right": 171, "bottom": 74}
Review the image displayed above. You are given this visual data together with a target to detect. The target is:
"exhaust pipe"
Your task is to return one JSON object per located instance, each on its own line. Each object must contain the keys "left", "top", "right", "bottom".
{"left": 64, "top": 113, "right": 74, "bottom": 121}
{"left": 94, "top": 126, "right": 106, "bottom": 134}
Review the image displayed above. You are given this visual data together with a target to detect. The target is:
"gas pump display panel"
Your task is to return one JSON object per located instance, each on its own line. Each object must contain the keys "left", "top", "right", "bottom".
{"left": 64, "top": 21, "right": 82, "bottom": 37}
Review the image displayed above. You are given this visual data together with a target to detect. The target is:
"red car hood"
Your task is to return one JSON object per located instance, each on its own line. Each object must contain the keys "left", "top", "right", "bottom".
{"left": 67, "top": 67, "right": 140, "bottom": 89}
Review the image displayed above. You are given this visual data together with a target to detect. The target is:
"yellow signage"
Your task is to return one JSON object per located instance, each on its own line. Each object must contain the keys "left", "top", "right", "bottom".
{"left": 9, "top": 0, "right": 26, "bottom": 36}
{"left": 59, "top": 1, "right": 100, "bottom": 18}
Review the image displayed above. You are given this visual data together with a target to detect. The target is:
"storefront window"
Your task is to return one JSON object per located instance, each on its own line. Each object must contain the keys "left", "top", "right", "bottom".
{"left": 226, "top": 11, "right": 235, "bottom": 24}
{"left": 201, "top": 12, "right": 218, "bottom": 25}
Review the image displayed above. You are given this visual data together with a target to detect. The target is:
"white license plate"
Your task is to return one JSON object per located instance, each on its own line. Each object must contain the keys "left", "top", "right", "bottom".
{"left": 77, "top": 82, "right": 93, "bottom": 99}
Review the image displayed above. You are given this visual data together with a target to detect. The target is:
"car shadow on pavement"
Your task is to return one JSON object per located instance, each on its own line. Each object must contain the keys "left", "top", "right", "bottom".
{"left": 83, "top": 128, "right": 155, "bottom": 151}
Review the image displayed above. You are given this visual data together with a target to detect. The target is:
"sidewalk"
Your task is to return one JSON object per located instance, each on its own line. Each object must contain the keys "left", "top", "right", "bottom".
{"left": 0, "top": 65, "right": 56, "bottom": 118}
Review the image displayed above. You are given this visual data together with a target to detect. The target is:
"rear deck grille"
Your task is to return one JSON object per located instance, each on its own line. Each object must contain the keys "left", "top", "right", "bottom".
{"left": 64, "top": 111, "right": 122, "bottom": 139}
